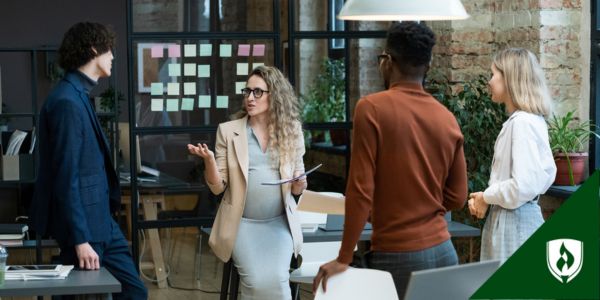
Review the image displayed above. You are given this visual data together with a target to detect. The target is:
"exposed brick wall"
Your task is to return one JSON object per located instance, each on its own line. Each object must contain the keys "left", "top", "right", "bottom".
{"left": 430, "top": 0, "right": 590, "bottom": 120}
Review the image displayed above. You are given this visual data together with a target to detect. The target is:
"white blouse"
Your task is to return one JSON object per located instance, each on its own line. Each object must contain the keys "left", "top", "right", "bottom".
{"left": 483, "top": 110, "right": 557, "bottom": 209}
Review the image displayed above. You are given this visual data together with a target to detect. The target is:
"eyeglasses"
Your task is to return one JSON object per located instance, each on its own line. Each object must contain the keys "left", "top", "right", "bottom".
{"left": 377, "top": 53, "right": 391, "bottom": 64}
{"left": 241, "top": 88, "right": 269, "bottom": 99}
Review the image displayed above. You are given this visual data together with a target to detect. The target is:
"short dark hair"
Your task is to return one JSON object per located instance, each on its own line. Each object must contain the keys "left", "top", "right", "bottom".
{"left": 385, "top": 22, "right": 436, "bottom": 76}
{"left": 58, "top": 22, "right": 115, "bottom": 71}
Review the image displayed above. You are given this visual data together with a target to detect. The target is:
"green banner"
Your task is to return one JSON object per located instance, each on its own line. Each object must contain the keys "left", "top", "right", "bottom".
{"left": 471, "top": 171, "right": 599, "bottom": 299}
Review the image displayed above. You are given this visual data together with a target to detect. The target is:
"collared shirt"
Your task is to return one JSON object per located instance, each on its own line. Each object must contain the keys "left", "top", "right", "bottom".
{"left": 483, "top": 110, "right": 557, "bottom": 209}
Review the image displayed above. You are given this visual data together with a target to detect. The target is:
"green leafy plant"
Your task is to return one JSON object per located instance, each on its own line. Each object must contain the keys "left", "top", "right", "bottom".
{"left": 301, "top": 58, "right": 346, "bottom": 145}
{"left": 98, "top": 86, "right": 125, "bottom": 113}
{"left": 548, "top": 110, "right": 600, "bottom": 184}
{"left": 427, "top": 73, "right": 506, "bottom": 226}
{"left": 302, "top": 59, "right": 346, "bottom": 122}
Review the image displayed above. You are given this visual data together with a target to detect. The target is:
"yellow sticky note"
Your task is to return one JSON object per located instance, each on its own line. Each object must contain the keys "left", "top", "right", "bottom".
{"left": 168, "top": 64, "right": 181, "bottom": 77}
{"left": 236, "top": 63, "right": 248, "bottom": 76}
{"left": 150, "top": 83, "right": 163, "bottom": 95}
{"left": 151, "top": 99, "right": 163, "bottom": 111}
{"left": 235, "top": 82, "right": 246, "bottom": 94}
{"left": 181, "top": 98, "right": 194, "bottom": 111}
{"left": 184, "top": 44, "right": 197, "bottom": 57}
{"left": 198, "top": 95, "right": 211, "bottom": 108}
{"left": 184, "top": 63, "right": 196, "bottom": 76}
{"left": 167, "top": 83, "right": 180, "bottom": 96}
{"left": 220, "top": 44, "right": 232, "bottom": 57}
{"left": 200, "top": 44, "right": 212, "bottom": 56}
{"left": 166, "top": 99, "right": 179, "bottom": 111}
{"left": 184, "top": 82, "right": 196, "bottom": 95}
{"left": 216, "top": 96, "right": 228, "bottom": 109}
{"left": 198, "top": 65, "right": 210, "bottom": 78}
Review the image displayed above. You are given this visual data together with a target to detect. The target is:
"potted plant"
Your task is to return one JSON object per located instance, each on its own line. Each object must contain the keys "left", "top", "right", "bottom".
{"left": 302, "top": 58, "right": 346, "bottom": 145}
{"left": 548, "top": 110, "right": 600, "bottom": 186}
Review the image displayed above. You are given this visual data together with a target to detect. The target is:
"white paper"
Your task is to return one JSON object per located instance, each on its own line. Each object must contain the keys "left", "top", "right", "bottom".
{"left": 184, "top": 63, "right": 196, "bottom": 76}
{"left": 261, "top": 164, "right": 322, "bottom": 185}
{"left": 235, "top": 82, "right": 246, "bottom": 94}
{"left": 168, "top": 63, "right": 181, "bottom": 77}
{"left": 236, "top": 63, "right": 249, "bottom": 75}
{"left": 297, "top": 190, "right": 345, "bottom": 215}
{"left": 6, "top": 129, "right": 27, "bottom": 155}
{"left": 151, "top": 99, "right": 164, "bottom": 111}
{"left": 167, "top": 82, "right": 180, "bottom": 96}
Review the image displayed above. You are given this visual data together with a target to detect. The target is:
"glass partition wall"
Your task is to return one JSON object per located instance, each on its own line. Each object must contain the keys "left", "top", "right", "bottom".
{"left": 127, "top": 0, "right": 387, "bottom": 268}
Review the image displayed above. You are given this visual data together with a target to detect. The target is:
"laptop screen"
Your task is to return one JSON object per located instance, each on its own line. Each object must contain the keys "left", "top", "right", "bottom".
{"left": 403, "top": 260, "right": 500, "bottom": 300}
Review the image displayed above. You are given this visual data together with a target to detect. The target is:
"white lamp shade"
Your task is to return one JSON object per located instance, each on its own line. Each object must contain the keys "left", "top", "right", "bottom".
{"left": 338, "top": 0, "right": 469, "bottom": 21}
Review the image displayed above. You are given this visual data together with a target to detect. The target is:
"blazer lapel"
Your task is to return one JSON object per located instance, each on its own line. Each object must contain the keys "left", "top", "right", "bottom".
{"left": 232, "top": 117, "right": 249, "bottom": 183}
{"left": 79, "top": 91, "right": 111, "bottom": 156}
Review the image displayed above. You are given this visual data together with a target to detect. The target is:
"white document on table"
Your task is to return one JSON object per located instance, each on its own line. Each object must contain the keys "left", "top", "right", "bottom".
{"left": 261, "top": 164, "right": 322, "bottom": 185}
{"left": 297, "top": 190, "right": 345, "bottom": 215}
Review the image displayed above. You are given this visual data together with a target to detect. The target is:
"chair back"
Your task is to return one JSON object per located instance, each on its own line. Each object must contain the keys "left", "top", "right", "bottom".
{"left": 314, "top": 267, "right": 398, "bottom": 300}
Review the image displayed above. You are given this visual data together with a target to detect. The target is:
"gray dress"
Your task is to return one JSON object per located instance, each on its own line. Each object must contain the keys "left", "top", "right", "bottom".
{"left": 230, "top": 126, "right": 293, "bottom": 300}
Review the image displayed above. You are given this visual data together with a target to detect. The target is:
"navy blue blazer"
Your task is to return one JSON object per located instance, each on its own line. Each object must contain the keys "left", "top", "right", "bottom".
{"left": 30, "top": 72, "right": 120, "bottom": 246}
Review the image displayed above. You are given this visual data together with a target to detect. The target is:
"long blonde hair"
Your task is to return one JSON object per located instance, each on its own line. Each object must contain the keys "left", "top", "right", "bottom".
{"left": 492, "top": 48, "right": 553, "bottom": 117}
{"left": 233, "top": 66, "right": 303, "bottom": 166}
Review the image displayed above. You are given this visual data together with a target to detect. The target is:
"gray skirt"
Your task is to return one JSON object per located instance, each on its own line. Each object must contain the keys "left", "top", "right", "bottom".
{"left": 481, "top": 200, "right": 544, "bottom": 264}
{"left": 231, "top": 214, "right": 293, "bottom": 300}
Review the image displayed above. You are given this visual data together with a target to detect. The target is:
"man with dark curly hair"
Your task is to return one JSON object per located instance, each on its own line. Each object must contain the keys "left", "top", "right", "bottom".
{"left": 313, "top": 22, "right": 468, "bottom": 298}
{"left": 30, "top": 22, "right": 147, "bottom": 299}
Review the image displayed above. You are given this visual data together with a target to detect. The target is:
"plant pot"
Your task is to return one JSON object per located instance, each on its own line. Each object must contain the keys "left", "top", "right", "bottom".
{"left": 554, "top": 152, "right": 588, "bottom": 185}
{"left": 329, "top": 129, "right": 348, "bottom": 146}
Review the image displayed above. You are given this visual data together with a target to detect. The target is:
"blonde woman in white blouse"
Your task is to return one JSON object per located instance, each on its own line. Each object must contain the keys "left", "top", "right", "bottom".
{"left": 468, "top": 48, "right": 557, "bottom": 264}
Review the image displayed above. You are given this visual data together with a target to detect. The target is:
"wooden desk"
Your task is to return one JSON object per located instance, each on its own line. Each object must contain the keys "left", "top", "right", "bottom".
{"left": 0, "top": 267, "right": 121, "bottom": 298}
{"left": 202, "top": 221, "right": 481, "bottom": 300}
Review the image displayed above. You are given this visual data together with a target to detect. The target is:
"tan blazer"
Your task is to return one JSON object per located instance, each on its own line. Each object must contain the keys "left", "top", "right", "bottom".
{"left": 206, "top": 116, "right": 306, "bottom": 262}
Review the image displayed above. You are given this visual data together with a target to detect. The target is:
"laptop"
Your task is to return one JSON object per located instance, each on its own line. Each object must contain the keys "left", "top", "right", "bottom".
{"left": 318, "top": 215, "right": 372, "bottom": 231}
{"left": 403, "top": 260, "right": 500, "bottom": 300}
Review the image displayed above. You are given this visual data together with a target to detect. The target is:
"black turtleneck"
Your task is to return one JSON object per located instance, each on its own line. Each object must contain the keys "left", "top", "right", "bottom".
{"left": 75, "top": 70, "right": 98, "bottom": 95}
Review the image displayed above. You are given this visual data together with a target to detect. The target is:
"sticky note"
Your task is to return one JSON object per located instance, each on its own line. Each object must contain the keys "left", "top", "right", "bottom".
{"left": 238, "top": 44, "right": 250, "bottom": 56}
{"left": 150, "top": 82, "right": 163, "bottom": 95}
{"left": 216, "top": 96, "right": 228, "bottom": 108}
{"left": 167, "top": 82, "right": 180, "bottom": 96}
{"left": 184, "top": 63, "right": 196, "bottom": 76}
{"left": 168, "top": 45, "right": 181, "bottom": 57}
{"left": 198, "top": 95, "right": 211, "bottom": 108}
{"left": 198, "top": 65, "right": 210, "bottom": 78}
{"left": 235, "top": 82, "right": 246, "bottom": 94}
{"left": 181, "top": 98, "right": 194, "bottom": 111}
{"left": 252, "top": 62, "right": 264, "bottom": 70}
{"left": 151, "top": 99, "right": 163, "bottom": 111}
{"left": 253, "top": 44, "right": 265, "bottom": 56}
{"left": 184, "top": 44, "right": 196, "bottom": 57}
{"left": 200, "top": 44, "right": 212, "bottom": 56}
{"left": 166, "top": 99, "right": 179, "bottom": 111}
{"left": 151, "top": 45, "right": 164, "bottom": 58}
{"left": 168, "top": 64, "right": 181, "bottom": 77}
{"left": 220, "top": 44, "right": 232, "bottom": 57}
{"left": 184, "top": 82, "right": 196, "bottom": 95}
{"left": 236, "top": 63, "right": 249, "bottom": 76}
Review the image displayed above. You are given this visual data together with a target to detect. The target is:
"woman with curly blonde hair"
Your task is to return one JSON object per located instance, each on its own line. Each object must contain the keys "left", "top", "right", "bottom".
{"left": 188, "top": 65, "right": 306, "bottom": 299}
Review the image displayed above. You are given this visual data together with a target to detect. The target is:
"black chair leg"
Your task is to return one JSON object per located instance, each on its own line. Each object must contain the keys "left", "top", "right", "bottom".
{"left": 230, "top": 266, "right": 240, "bottom": 300}
{"left": 220, "top": 260, "right": 232, "bottom": 300}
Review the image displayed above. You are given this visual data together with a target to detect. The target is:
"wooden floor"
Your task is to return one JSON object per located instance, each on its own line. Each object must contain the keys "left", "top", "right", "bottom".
{"left": 144, "top": 227, "right": 315, "bottom": 300}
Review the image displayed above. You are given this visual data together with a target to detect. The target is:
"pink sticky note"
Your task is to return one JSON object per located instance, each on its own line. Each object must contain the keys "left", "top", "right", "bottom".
{"left": 151, "top": 45, "right": 164, "bottom": 58}
{"left": 238, "top": 44, "right": 250, "bottom": 56}
{"left": 168, "top": 45, "right": 181, "bottom": 58}
{"left": 253, "top": 44, "right": 265, "bottom": 57}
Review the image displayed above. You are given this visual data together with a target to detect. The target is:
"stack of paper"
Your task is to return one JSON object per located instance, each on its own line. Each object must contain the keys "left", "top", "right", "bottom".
{"left": 4, "top": 129, "right": 28, "bottom": 155}
{"left": 297, "top": 190, "right": 345, "bottom": 215}
{"left": 0, "top": 223, "right": 28, "bottom": 246}
{"left": 5, "top": 265, "right": 74, "bottom": 281}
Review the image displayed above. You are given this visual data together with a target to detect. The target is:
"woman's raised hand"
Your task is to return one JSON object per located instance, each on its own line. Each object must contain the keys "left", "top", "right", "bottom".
{"left": 187, "top": 143, "right": 215, "bottom": 161}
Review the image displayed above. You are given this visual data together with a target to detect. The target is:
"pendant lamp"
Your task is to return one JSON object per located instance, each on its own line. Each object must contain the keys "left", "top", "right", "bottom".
{"left": 337, "top": 0, "right": 469, "bottom": 21}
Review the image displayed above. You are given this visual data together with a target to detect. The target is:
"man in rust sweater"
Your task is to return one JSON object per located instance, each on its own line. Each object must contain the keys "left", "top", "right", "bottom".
{"left": 313, "top": 22, "right": 468, "bottom": 298}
